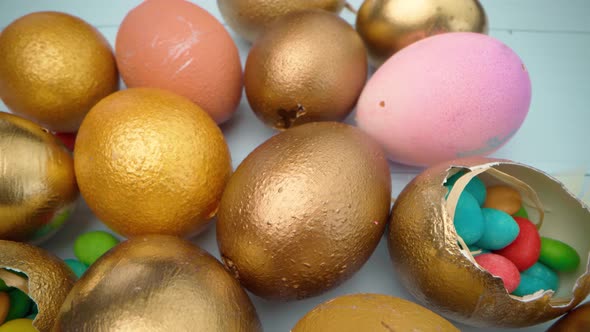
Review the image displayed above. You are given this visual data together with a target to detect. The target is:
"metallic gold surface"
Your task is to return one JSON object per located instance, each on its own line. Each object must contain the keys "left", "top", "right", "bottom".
{"left": 0, "top": 113, "right": 78, "bottom": 243}
{"left": 356, "top": 0, "right": 488, "bottom": 66}
{"left": 244, "top": 10, "right": 367, "bottom": 130}
{"left": 0, "top": 240, "right": 76, "bottom": 332}
{"left": 547, "top": 302, "right": 590, "bottom": 332}
{"left": 388, "top": 157, "right": 590, "bottom": 327}
{"left": 53, "top": 235, "right": 262, "bottom": 332}
{"left": 74, "top": 88, "right": 232, "bottom": 238}
{"left": 217, "top": 122, "right": 391, "bottom": 300}
{"left": 292, "top": 293, "right": 458, "bottom": 331}
{"left": 217, "top": 0, "right": 346, "bottom": 42}
{"left": 0, "top": 11, "right": 118, "bottom": 132}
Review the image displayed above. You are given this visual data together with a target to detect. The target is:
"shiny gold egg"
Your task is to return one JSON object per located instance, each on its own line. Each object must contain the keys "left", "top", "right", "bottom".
{"left": 356, "top": 0, "right": 488, "bottom": 67}
{"left": 217, "top": 122, "right": 391, "bottom": 300}
{"left": 0, "top": 12, "right": 118, "bottom": 132}
{"left": 244, "top": 10, "right": 367, "bottom": 130}
{"left": 547, "top": 302, "right": 590, "bottom": 331}
{"left": 0, "top": 113, "right": 78, "bottom": 243}
{"left": 217, "top": 0, "right": 346, "bottom": 42}
{"left": 53, "top": 235, "right": 262, "bottom": 331}
{"left": 74, "top": 88, "right": 232, "bottom": 238}
{"left": 0, "top": 240, "right": 76, "bottom": 332}
{"left": 292, "top": 293, "right": 459, "bottom": 331}
{"left": 388, "top": 157, "right": 590, "bottom": 327}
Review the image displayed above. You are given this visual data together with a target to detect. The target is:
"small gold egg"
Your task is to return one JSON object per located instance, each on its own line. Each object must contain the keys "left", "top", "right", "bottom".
{"left": 0, "top": 240, "right": 76, "bottom": 332}
{"left": 547, "top": 302, "right": 590, "bottom": 331}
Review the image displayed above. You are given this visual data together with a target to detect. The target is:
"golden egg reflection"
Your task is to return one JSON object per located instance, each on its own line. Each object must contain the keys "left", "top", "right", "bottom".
{"left": 388, "top": 157, "right": 590, "bottom": 327}
{"left": 356, "top": 0, "right": 488, "bottom": 66}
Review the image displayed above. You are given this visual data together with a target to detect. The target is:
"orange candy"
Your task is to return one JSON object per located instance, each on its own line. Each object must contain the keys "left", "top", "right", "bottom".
{"left": 484, "top": 185, "right": 522, "bottom": 215}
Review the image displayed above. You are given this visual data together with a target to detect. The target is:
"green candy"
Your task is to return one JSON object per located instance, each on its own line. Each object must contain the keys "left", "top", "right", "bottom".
{"left": 6, "top": 289, "right": 32, "bottom": 321}
{"left": 513, "top": 205, "right": 529, "bottom": 218}
{"left": 64, "top": 259, "right": 89, "bottom": 278}
{"left": 74, "top": 231, "right": 120, "bottom": 266}
{"left": 539, "top": 237, "right": 580, "bottom": 272}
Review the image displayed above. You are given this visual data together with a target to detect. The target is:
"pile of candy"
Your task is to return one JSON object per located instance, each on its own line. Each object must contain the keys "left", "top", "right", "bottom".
{"left": 447, "top": 172, "right": 581, "bottom": 296}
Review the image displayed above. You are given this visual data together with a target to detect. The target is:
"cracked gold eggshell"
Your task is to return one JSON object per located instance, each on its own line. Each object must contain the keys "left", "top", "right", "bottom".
{"left": 217, "top": 122, "right": 391, "bottom": 300}
{"left": 292, "top": 293, "right": 459, "bottom": 332}
{"left": 547, "top": 302, "right": 590, "bottom": 331}
{"left": 0, "top": 11, "right": 118, "bottom": 132}
{"left": 0, "top": 113, "right": 78, "bottom": 243}
{"left": 0, "top": 240, "right": 76, "bottom": 332}
{"left": 388, "top": 157, "right": 590, "bottom": 327}
{"left": 74, "top": 88, "right": 232, "bottom": 238}
{"left": 244, "top": 10, "right": 367, "bottom": 130}
{"left": 217, "top": 0, "right": 346, "bottom": 42}
{"left": 52, "top": 235, "right": 262, "bottom": 332}
{"left": 356, "top": 0, "right": 488, "bottom": 67}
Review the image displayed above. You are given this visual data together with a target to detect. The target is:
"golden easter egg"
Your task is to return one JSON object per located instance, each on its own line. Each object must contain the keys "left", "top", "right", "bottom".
{"left": 217, "top": 122, "right": 391, "bottom": 300}
{"left": 0, "top": 12, "right": 118, "bottom": 132}
{"left": 74, "top": 88, "right": 232, "bottom": 238}
{"left": 388, "top": 157, "right": 590, "bottom": 327}
{"left": 547, "top": 302, "right": 590, "bottom": 332}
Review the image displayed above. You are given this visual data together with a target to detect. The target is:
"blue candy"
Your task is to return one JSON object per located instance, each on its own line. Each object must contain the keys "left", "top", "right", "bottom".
{"left": 475, "top": 208, "right": 519, "bottom": 250}
{"left": 522, "top": 262, "right": 559, "bottom": 291}
{"left": 448, "top": 186, "right": 484, "bottom": 245}
{"left": 445, "top": 171, "right": 487, "bottom": 206}
{"left": 64, "top": 259, "right": 88, "bottom": 278}
{"left": 512, "top": 274, "right": 549, "bottom": 296}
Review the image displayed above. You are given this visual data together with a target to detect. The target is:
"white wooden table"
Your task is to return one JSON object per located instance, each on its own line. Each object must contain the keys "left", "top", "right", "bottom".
{"left": 1, "top": 1, "right": 589, "bottom": 331}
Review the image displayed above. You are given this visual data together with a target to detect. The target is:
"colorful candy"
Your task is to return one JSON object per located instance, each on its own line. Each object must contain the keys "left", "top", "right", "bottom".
{"left": 484, "top": 185, "right": 522, "bottom": 215}
{"left": 74, "top": 231, "right": 120, "bottom": 266}
{"left": 448, "top": 187, "right": 485, "bottom": 245}
{"left": 475, "top": 208, "right": 519, "bottom": 250}
{"left": 0, "top": 318, "right": 37, "bottom": 332}
{"left": 445, "top": 171, "right": 487, "bottom": 206}
{"left": 0, "top": 292, "right": 9, "bottom": 325}
{"left": 5, "top": 289, "right": 31, "bottom": 322}
{"left": 64, "top": 259, "right": 89, "bottom": 278}
{"left": 475, "top": 253, "right": 520, "bottom": 293}
{"left": 495, "top": 217, "right": 541, "bottom": 271}
{"left": 539, "top": 237, "right": 581, "bottom": 272}
{"left": 512, "top": 262, "right": 559, "bottom": 296}
{"left": 513, "top": 205, "right": 529, "bottom": 218}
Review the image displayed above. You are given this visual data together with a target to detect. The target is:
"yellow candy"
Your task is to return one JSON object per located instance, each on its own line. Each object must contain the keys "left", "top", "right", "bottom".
{"left": 0, "top": 292, "right": 9, "bottom": 325}
{"left": 0, "top": 319, "right": 36, "bottom": 332}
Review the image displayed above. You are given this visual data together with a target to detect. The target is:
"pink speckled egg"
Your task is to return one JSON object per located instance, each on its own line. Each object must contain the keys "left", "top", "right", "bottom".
{"left": 116, "top": 0, "right": 242, "bottom": 124}
{"left": 356, "top": 32, "right": 531, "bottom": 166}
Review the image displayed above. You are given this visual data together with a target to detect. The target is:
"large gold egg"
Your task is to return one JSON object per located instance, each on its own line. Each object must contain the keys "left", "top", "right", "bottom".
{"left": 52, "top": 235, "right": 262, "bottom": 331}
{"left": 0, "top": 240, "right": 76, "bottom": 332}
{"left": 0, "top": 113, "right": 78, "bottom": 243}
{"left": 244, "top": 10, "right": 367, "bottom": 130}
{"left": 292, "top": 293, "right": 459, "bottom": 331}
{"left": 356, "top": 0, "right": 488, "bottom": 67}
{"left": 217, "top": 122, "right": 391, "bottom": 300}
{"left": 0, "top": 12, "right": 118, "bottom": 132}
{"left": 217, "top": 0, "right": 346, "bottom": 42}
{"left": 388, "top": 157, "right": 590, "bottom": 327}
{"left": 547, "top": 302, "right": 590, "bottom": 331}
{"left": 74, "top": 88, "right": 232, "bottom": 238}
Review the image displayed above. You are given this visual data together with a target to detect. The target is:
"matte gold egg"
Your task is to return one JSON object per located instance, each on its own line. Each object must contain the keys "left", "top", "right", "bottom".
{"left": 0, "top": 12, "right": 118, "bottom": 132}
{"left": 53, "top": 235, "right": 262, "bottom": 331}
{"left": 244, "top": 10, "right": 367, "bottom": 130}
{"left": 74, "top": 88, "right": 232, "bottom": 238}
{"left": 356, "top": 0, "right": 488, "bottom": 67}
{"left": 0, "top": 113, "right": 78, "bottom": 243}
{"left": 217, "top": 122, "right": 391, "bottom": 300}
{"left": 547, "top": 302, "right": 590, "bottom": 331}
{"left": 0, "top": 240, "right": 76, "bottom": 332}
{"left": 217, "top": 0, "right": 346, "bottom": 42}
{"left": 388, "top": 157, "right": 590, "bottom": 327}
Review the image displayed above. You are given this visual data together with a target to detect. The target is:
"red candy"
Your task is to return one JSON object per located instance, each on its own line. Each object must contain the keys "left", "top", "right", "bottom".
{"left": 55, "top": 132, "right": 77, "bottom": 151}
{"left": 475, "top": 253, "right": 521, "bottom": 293}
{"left": 494, "top": 217, "right": 541, "bottom": 271}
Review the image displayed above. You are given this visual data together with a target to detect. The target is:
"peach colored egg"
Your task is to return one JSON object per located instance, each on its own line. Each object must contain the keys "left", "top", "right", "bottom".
{"left": 356, "top": 32, "right": 531, "bottom": 166}
{"left": 115, "top": 0, "right": 242, "bottom": 124}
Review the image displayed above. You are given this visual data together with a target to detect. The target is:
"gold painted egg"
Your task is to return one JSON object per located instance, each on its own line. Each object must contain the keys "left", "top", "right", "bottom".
{"left": 0, "top": 240, "right": 76, "bottom": 332}
{"left": 217, "top": 0, "right": 346, "bottom": 42}
{"left": 74, "top": 88, "right": 232, "bottom": 238}
{"left": 0, "top": 113, "right": 78, "bottom": 243}
{"left": 547, "top": 302, "right": 590, "bottom": 331}
{"left": 292, "top": 293, "right": 459, "bottom": 331}
{"left": 244, "top": 10, "right": 367, "bottom": 130}
{"left": 0, "top": 12, "right": 118, "bottom": 132}
{"left": 356, "top": 0, "right": 488, "bottom": 67}
{"left": 388, "top": 157, "right": 590, "bottom": 327}
{"left": 217, "top": 122, "right": 391, "bottom": 300}
{"left": 52, "top": 235, "right": 262, "bottom": 332}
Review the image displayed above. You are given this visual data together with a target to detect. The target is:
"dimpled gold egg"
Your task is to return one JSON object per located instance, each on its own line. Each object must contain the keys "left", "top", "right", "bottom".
{"left": 217, "top": 0, "right": 346, "bottom": 42}
{"left": 0, "top": 240, "right": 76, "bottom": 332}
{"left": 217, "top": 122, "right": 391, "bottom": 300}
{"left": 74, "top": 88, "right": 232, "bottom": 238}
{"left": 388, "top": 157, "right": 590, "bottom": 327}
{"left": 0, "top": 12, "right": 118, "bottom": 132}
{"left": 0, "top": 113, "right": 78, "bottom": 243}
{"left": 356, "top": 0, "right": 488, "bottom": 67}
{"left": 53, "top": 235, "right": 262, "bottom": 332}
